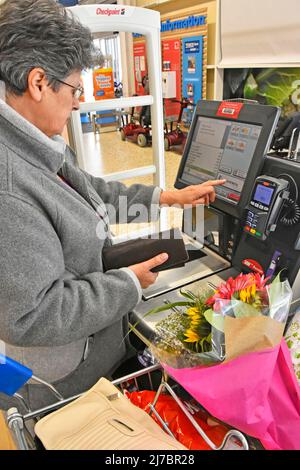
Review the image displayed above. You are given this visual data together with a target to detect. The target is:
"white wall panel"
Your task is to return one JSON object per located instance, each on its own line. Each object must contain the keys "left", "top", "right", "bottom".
{"left": 219, "top": 0, "right": 300, "bottom": 67}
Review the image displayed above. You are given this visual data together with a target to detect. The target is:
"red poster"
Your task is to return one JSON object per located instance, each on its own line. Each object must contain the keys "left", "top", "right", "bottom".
{"left": 133, "top": 41, "right": 148, "bottom": 96}
{"left": 162, "top": 39, "right": 182, "bottom": 120}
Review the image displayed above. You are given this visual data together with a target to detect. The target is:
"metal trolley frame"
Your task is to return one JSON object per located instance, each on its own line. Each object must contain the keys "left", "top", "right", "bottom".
{"left": 5, "top": 363, "right": 249, "bottom": 451}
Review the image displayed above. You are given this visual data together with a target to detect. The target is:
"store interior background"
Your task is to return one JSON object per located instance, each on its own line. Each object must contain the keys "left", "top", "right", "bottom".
{"left": 65, "top": 0, "right": 217, "bottom": 238}
{"left": 64, "top": 0, "right": 300, "bottom": 238}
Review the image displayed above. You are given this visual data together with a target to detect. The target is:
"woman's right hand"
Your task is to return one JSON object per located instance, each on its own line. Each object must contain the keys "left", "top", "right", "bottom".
{"left": 128, "top": 253, "right": 168, "bottom": 289}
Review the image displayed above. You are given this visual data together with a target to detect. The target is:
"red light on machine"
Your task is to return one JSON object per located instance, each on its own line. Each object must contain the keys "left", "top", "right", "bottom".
{"left": 228, "top": 193, "right": 240, "bottom": 201}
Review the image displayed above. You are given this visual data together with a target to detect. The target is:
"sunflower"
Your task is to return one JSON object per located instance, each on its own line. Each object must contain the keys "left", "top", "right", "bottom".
{"left": 183, "top": 329, "right": 200, "bottom": 343}
{"left": 186, "top": 307, "right": 201, "bottom": 317}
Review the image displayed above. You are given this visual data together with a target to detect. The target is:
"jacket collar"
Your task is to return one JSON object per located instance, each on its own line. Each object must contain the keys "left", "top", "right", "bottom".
{"left": 0, "top": 81, "right": 66, "bottom": 174}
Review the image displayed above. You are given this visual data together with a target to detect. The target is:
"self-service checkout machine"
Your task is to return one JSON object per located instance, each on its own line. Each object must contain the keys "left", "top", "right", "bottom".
{"left": 131, "top": 99, "right": 300, "bottom": 340}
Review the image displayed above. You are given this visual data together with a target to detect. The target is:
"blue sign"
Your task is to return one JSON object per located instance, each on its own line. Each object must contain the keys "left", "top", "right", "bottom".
{"left": 161, "top": 15, "right": 206, "bottom": 33}
{"left": 181, "top": 36, "right": 203, "bottom": 126}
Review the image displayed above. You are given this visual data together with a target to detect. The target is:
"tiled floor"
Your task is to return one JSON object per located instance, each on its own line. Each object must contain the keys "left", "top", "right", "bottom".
{"left": 82, "top": 127, "right": 183, "bottom": 188}
{"left": 82, "top": 129, "right": 184, "bottom": 237}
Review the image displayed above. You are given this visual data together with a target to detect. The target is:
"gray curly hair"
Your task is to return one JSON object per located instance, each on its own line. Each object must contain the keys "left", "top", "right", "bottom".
{"left": 0, "top": 0, "right": 98, "bottom": 95}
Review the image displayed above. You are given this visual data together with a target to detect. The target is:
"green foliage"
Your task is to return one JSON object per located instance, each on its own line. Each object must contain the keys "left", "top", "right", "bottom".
{"left": 244, "top": 68, "right": 300, "bottom": 117}
{"left": 154, "top": 289, "right": 214, "bottom": 355}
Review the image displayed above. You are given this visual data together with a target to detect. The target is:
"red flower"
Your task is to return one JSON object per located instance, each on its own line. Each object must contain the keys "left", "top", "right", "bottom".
{"left": 252, "top": 272, "right": 269, "bottom": 290}
{"left": 206, "top": 272, "right": 269, "bottom": 310}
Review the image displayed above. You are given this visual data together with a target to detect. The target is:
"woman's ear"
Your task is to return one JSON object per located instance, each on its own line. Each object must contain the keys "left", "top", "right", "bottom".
{"left": 27, "top": 68, "right": 48, "bottom": 102}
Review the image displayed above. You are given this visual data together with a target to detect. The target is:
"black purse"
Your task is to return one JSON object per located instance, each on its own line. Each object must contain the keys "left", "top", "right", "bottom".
{"left": 102, "top": 228, "right": 189, "bottom": 273}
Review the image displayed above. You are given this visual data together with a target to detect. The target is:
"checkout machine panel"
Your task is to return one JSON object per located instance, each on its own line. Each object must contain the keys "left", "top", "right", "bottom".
{"left": 177, "top": 100, "right": 280, "bottom": 261}
{"left": 132, "top": 100, "right": 281, "bottom": 338}
{"left": 233, "top": 156, "right": 300, "bottom": 306}
{"left": 175, "top": 100, "right": 280, "bottom": 218}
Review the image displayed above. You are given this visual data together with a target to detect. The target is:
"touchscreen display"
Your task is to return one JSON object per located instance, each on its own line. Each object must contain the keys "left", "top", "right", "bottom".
{"left": 180, "top": 116, "right": 262, "bottom": 204}
{"left": 253, "top": 184, "right": 274, "bottom": 206}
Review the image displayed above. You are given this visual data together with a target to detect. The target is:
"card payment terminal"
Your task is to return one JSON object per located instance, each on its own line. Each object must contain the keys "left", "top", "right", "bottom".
{"left": 244, "top": 176, "right": 289, "bottom": 241}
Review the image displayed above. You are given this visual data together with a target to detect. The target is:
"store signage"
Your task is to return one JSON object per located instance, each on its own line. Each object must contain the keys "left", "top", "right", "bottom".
{"left": 162, "top": 39, "right": 181, "bottom": 119}
{"left": 133, "top": 42, "right": 147, "bottom": 96}
{"left": 161, "top": 15, "right": 206, "bottom": 33}
{"left": 96, "top": 7, "right": 125, "bottom": 16}
{"left": 184, "top": 41, "right": 200, "bottom": 53}
{"left": 182, "top": 35, "right": 203, "bottom": 124}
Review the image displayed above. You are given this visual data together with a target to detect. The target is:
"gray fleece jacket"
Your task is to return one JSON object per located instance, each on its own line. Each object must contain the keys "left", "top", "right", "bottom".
{"left": 0, "top": 82, "right": 161, "bottom": 403}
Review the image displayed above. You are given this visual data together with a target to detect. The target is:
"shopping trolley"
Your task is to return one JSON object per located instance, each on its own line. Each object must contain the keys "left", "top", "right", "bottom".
{"left": 0, "top": 353, "right": 249, "bottom": 450}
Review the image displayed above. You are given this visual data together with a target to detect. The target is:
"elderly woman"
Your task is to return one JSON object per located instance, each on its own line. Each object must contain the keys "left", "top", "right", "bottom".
{"left": 0, "top": 0, "right": 224, "bottom": 410}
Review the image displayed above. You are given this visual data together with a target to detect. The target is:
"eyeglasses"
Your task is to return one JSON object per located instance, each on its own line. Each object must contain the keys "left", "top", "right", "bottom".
{"left": 49, "top": 77, "right": 84, "bottom": 100}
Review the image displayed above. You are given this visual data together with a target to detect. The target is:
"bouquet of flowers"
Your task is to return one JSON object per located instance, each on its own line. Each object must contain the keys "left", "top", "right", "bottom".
{"left": 143, "top": 272, "right": 300, "bottom": 450}
{"left": 147, "top": 272, "right": 292, "bottom": 368}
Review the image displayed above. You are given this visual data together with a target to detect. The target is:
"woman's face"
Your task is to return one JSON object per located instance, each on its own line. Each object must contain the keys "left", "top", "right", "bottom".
{"left": 43, "top": 70, "right": 82, "bottom": 137}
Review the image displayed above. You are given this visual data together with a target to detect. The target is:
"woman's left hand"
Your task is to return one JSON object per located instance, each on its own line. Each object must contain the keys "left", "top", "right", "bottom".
{"left": 159, "top": 179, "right": 226, "bottom": 207}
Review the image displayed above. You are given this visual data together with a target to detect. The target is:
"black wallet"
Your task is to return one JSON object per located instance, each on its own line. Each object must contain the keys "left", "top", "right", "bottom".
{"left": 102, "top": 228, "right": 189, "bottom": 273}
